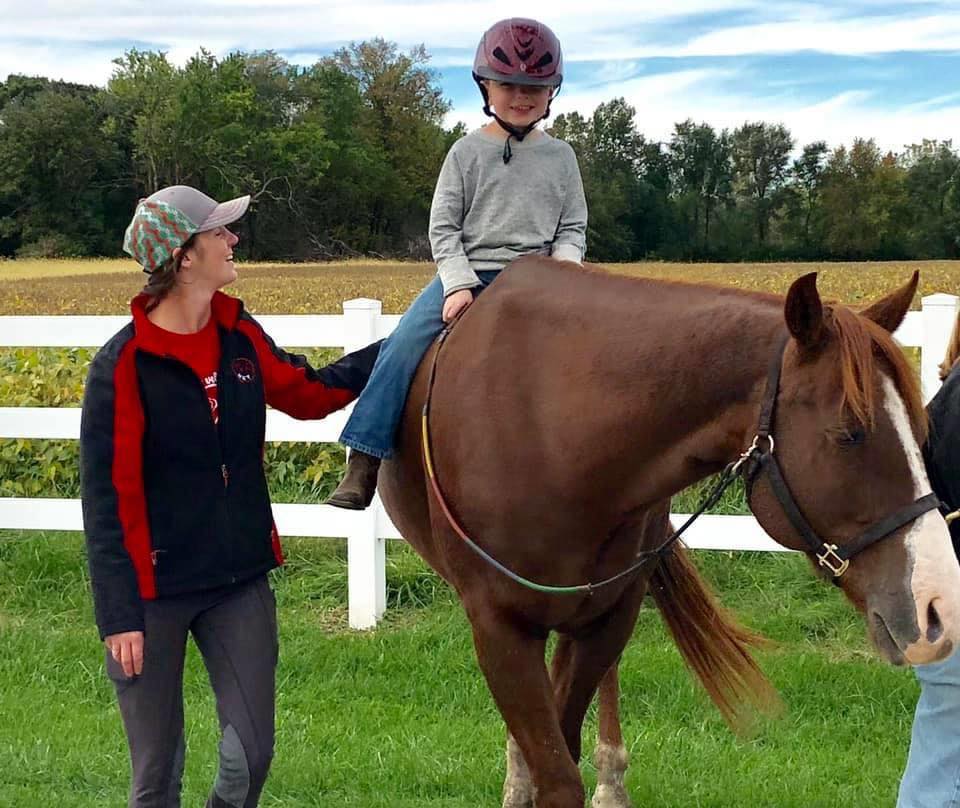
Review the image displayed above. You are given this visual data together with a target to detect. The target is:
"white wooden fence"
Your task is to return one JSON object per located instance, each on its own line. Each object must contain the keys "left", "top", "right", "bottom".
{"left": 1, "top": 293, "right": 958, "bottom": 629}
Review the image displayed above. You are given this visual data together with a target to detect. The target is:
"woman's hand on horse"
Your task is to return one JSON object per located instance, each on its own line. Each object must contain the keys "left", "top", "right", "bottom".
{"left": 105, "top": 630, "right": 144, "bottom": 677}
{"left": 443, "top": 289, "right": 474, "bottom": 323}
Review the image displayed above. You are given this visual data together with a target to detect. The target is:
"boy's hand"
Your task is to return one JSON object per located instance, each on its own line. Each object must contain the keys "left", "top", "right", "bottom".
{"left": 443, "top": 289, "right": 474, "bottom": 323}
{"left": 105, "top": 630, "right": 145, "bottom": 678}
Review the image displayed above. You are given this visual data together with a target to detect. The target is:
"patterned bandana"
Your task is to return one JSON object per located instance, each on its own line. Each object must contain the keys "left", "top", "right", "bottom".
{"left": 123, "top": 199, "right": 199, "bottom": 274}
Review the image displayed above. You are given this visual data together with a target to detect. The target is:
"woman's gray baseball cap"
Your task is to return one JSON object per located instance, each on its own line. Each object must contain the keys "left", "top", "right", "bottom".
{"left": 123, "top": 185, "right": 250, "bottom": 273}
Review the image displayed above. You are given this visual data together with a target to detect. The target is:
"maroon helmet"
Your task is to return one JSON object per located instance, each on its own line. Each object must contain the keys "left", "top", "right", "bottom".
{"left": 472, "top": 18, "right": 564, "bottom": 88}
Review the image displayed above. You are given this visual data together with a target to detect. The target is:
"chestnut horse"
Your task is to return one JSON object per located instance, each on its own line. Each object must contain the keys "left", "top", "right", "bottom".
{"left": 377, "top": 258, "right": 960, "bottom": 808}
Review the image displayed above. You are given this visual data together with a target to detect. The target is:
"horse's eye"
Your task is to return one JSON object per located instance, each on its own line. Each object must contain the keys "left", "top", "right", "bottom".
{"left": 834, "top": 427, "right": 866, "bottom": 447}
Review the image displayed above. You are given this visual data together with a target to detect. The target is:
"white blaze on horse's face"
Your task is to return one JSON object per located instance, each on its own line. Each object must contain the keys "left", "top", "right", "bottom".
{"left": 882, "top": 375, "right": 960, "bottom": 665}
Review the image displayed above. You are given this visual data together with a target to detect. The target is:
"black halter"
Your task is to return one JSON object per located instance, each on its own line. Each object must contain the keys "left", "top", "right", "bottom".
{"left": 740, "top": 334, "right": 940, "bottom": 579}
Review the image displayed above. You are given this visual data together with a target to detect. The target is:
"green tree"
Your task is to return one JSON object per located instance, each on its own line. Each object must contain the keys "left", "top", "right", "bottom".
{"left": 783, "top": 141, "right": 829, "bottom": 255}
{"left": 730, "top": 121, "right": 793, "bottom": 249}
{"left": 0, "top": 84, "right": 127, "bottom": 256}
{"left": 551, "top": 100, "right": 672, "bottom": 260}
{"left": 902, "top": 140, "right": 960, "bottom": 257}
{"left": 107, "top": 51, "right": 183, "bottom": 192}
{"left": 818, "top": 139, "right": 911, "bottom": 258}
{"left": 867, "top": 151, "right": 910, "bottom": 258}
{"left": 327, "top": 39, "right": 451, "bottom": 252}
{"left": 668, "top": 120, "right": 732, "bottom": 255}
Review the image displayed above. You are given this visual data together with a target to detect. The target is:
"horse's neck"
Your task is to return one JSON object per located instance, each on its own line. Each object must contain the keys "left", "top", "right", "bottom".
{"left": 612, "top": 284, "right": 786, "bottom": 495}
{"left": 619, "top": 280, "right": 784, "bottom": 381}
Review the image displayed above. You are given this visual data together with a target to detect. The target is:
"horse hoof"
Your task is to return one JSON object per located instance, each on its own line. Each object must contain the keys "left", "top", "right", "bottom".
{"left": 591, "top": 783, "right": 634, "bottom": 808}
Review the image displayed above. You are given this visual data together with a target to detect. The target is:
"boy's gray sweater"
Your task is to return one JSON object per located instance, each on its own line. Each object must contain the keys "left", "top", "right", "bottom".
{"left": 428, "top": 128, "right": 588, "bottom": 296}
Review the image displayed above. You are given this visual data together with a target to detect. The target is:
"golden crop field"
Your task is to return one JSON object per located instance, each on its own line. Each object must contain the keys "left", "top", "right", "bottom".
{"left": 0, "top": 258, "right": 957, "bottom": 315}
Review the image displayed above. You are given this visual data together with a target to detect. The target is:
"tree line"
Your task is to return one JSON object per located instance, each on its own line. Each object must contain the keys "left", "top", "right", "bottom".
{"left": 1, "top": 42, "right": 957, "bottom": 263}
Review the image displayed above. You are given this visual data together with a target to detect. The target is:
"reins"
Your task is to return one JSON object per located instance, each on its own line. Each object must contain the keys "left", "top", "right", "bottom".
{"left": 421, "top": 321, "right": 939, "bottom": 594}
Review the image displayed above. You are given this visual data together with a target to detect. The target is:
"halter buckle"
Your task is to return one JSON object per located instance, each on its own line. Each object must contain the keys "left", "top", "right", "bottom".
{"left": 816, "top": 543, "right": 850, "bottom": 578}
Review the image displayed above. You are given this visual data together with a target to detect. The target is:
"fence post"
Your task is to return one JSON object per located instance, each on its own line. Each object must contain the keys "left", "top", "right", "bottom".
{"left": 341, "top": 299, "right": 387, "bottom": 629}
{"left": 921, "top": 293, "right": 960, "bottom": 404}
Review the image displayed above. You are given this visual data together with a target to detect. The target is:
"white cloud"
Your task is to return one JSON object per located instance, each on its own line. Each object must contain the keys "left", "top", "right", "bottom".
{"left": 5, "top": 1, "right": 960, "bottom": 154}
{"left": 3, "top": 1, "right": 960, "bottom": 75}
{"left": 1, "top": 0, "right": 764, "bottom": 46}
{"left": 676, "top": 13, "right": 960, "bottom": 56}
{"left": 0, "top": 44, "right": 119, "bottom": 86}
{"left": 0, "top": 1, "right": 908, "bottom": 61}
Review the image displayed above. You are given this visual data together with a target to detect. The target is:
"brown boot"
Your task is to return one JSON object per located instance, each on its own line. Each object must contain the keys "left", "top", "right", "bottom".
{"left": 326, "top": 450, "right": 381, "bottom": 510}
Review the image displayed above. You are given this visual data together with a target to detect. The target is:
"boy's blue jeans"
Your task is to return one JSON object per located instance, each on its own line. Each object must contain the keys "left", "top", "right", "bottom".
{"left": 339, "top": 270, "right": 500, "bottom": 459}
{"left": 898, "top": 648, "right": 960, "bottom": 807}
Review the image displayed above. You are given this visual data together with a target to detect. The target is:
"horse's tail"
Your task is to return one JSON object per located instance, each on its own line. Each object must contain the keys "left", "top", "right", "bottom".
{"left": 650, "top": 542, "right": 781, "bottom": 731}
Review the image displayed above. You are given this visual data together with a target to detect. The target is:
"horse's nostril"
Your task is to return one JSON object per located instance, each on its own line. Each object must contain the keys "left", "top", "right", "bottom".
{"left": 927, "top": 600, "right": 944, "bottom": 644}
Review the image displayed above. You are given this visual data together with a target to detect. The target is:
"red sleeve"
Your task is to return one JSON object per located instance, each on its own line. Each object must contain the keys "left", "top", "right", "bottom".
{"left": 237, "top": 314, "right": 357, "bottom": 420}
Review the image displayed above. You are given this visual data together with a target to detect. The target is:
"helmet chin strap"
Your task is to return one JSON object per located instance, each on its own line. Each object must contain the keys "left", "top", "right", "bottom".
{"left": 486, "top": 106, "right": 541, "bottom": 164}
{"left": 484, "top": 102, "right": 556, "bottom": 164}
{"left": 476, "top": 78, "right": 557, "bottom": 164}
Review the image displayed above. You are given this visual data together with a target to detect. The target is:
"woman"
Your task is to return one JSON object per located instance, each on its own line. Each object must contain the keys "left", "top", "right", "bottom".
{"left": 898, "top": 309, "right": 960, "bottom": 808}
{"left": 80, "top": 185, "right": 378, "bottom": 807}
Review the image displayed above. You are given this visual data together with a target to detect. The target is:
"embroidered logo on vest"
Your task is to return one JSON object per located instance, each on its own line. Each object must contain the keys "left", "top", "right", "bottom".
{"left": 232, "top": 357, "right": 256, "bottom": 383}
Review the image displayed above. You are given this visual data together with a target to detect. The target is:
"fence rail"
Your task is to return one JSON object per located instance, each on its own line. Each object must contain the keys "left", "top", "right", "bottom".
{"left": 2, "top": 293, "right": 957, "bottom": 628}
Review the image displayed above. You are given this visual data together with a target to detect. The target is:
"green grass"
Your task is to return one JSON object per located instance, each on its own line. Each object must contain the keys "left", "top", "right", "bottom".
{"left": 0, "top": 532, "right": 918, "bottom": 806}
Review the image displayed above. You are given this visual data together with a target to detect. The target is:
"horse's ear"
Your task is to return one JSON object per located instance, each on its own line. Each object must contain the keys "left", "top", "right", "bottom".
{"left": 859, "top": 271, "right": 919, "bottom": 334}
{"left": 784, "top": 272, "right": 825, "bottom": 350}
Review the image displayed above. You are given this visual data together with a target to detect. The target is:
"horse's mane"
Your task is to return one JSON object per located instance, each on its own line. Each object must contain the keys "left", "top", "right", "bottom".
{"left": 830, "top": 305, "right": 927, "bottom": 439}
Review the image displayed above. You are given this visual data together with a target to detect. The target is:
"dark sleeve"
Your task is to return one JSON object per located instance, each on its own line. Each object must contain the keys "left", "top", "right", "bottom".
{"left": 318, "top": 340, "right": 383, "bottom": 393}
{"left": 80, "top": 348, "right": 145, "bottom": 640}
{"left": 238, "top": 313, "right": 382, "bottom": 419}
{"left": 925, "top": 370, "right": 960, "bottom": 557}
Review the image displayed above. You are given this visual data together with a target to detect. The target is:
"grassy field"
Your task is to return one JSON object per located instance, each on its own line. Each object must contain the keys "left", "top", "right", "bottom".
{"left": 0, "top": 258, "right": 947, "bottom": 806}
{"left": 0, "top": 532, "right": 919, "bottom": 807}
{"left": 1, "top": 257, "right": 957, "bottom": 315}
{"left": 0, "top": 257, "right": 418, "bottom": 281}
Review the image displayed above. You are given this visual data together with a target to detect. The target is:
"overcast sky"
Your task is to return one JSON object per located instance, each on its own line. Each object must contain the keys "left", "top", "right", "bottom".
{"left": 4, "top": 0, "right": 959, "bottom": 152}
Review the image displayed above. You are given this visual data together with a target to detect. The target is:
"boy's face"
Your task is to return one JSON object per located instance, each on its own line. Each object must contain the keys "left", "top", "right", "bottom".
{"left": 485, "top": 80, "right": 553, "bottom": 129}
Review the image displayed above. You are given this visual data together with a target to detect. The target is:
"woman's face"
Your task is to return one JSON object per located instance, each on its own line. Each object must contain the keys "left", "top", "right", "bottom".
{"left": 484, "top": 80, "right": 553, "bottom": 129}
{"left": 180, "top": 226, "right": 240, "bottom": 290}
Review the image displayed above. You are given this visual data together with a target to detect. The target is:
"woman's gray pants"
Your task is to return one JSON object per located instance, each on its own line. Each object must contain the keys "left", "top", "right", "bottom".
{"left": 106, "top": 576, "right": 278, "bottom": 808}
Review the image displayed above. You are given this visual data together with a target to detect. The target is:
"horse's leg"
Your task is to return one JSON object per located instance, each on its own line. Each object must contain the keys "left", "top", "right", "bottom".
{"left": 501, "top": 635, "right": 575, "bottom": 808}
{"left": 593, "top": 662, "right": 632, "bottom": 808}
{"left": 467, "top": 609, "right": 585, "bottom": 808}
{"left": 550, "top": 586, "right": 644, "bottom": 808}
{"left": 550, "top": 654, "right": 632, "bottom": 808}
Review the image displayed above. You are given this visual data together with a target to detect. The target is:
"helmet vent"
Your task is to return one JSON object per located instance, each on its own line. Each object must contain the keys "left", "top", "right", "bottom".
{"left": 531, "top": 53, "right": 553, "bottom": 70}
{"left": 492, "top": 46, "right": 513, "bottom": 67}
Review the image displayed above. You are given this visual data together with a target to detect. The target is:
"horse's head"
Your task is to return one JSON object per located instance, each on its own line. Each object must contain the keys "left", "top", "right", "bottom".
{"left": 747, "top": 272, "right": 960, "bottom": 665}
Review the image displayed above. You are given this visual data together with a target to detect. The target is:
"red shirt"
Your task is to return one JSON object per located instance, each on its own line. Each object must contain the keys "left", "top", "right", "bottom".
{"left": 140, "top": 313, "right": 221, "bottom": 424}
